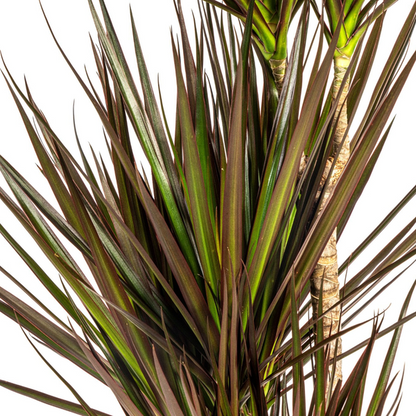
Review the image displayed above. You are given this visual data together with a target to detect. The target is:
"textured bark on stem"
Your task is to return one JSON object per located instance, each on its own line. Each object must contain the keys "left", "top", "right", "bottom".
{"left": 311, "top": 57, "right": 350, "bottom": 396}
{"left": 270, "top": 58, "right": 287, "bottom": 96}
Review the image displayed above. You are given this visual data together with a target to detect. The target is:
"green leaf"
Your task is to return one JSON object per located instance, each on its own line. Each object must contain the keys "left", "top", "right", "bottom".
{"left": 221, "top": 0, "right": 254, "bottom": 296}
{"left": 275, "top": 0, "right": 296, "bottom": 60}
{"left": 366, "top": 279, "right": 416, "bottom": 415}
{"left": 344, "top": 0, "right": 366, "bottom": 37}
{"left": 130, "top": 8, "right": 187, "bottom": 229}
{"left": 0, "top": 288, "right": 98, "bottom": 380}
{"left": 229, "top": 270, "right": 239, "bottom": 415}
{"left": 1, "top": 75, "right": 86, "bottom": 239}
{"left": 0, "top": 156, "right": 90, "bottom": 262}
{"left": 20, "top": 327, "right": 101, "bottom": 416}
{"left": 337, "top": 320, "right": 380, "bottom": 416}
{"left": 0, "top": 224, "right": 76, "bottom": 328}
{"left": 344, "top": 224, "right": 416, "bottom": 299}
{"left": 245, "top": 282, "right": 267, "bottom": 416}
{"left": 339, "top": 183, "right": 416, "bottom": 275}
{"left": 203, "top": 0, "right": 244, "bottom": 19}
{"left": 153, "top": 346, "right": 185, "bottom": 416}
{"left": 352, "top": 1, "right": 416, "bottom": 146}
{"left": 347, "top": 10, "right": 383, "bottom": 119}
{"left": 73, "top": 329, "right": 146, "bottom": 416}
{"left": 201, "top": 2, "right": 230, "bottom": 136}
{"left": 0, "top": 379, "right": 111, "bottom": 416}
{"left": 315, "top": 278, "right": 325, "bottom": 415}
{"left": 342, "top": 259, "right": 416, "bottom": 329}
{"left": 337, "top": 119, "right": 392, "bottom": 238}
{"left": 172, "top": 35, "right": 221, "bottom": 318}
{"left": 290, "top": 275, "right": 306, "bottom": 416}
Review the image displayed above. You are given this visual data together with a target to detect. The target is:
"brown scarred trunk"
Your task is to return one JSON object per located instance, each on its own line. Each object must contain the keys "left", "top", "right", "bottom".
{"left": 310, "top": 56, "right": 350, "bottom": 396}
{"left": 270, "top": 58, "right": 287, "bottom": 96}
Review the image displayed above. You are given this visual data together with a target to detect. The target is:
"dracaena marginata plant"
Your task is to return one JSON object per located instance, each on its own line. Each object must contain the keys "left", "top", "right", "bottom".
{"left": 1, "top": 0, "right": 416, "bottom": 415}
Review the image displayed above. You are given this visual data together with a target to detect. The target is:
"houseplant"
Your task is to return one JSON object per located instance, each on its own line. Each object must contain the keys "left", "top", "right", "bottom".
{"left": 0, "top": 0, "right": 416, "bottom": 414}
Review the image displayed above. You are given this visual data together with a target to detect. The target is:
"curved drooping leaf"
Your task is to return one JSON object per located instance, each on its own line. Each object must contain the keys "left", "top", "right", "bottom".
{"left": 0, "top": 379, "right": 111, "bottom": 416}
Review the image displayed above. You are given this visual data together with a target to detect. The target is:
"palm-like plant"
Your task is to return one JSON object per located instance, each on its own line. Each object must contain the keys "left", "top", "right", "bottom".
{"left": 0, "top": 0, "right": 416, "bottom": 415}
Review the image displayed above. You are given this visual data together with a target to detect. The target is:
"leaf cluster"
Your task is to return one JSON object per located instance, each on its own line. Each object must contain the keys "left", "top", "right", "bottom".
{"left": 0, "top": 0, "right": 416, "bottom": 415}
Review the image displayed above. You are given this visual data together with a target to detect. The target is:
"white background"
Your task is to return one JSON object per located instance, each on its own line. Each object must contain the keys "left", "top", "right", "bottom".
{"left": 0, "top": 1, "right": 415, "bottom": 415}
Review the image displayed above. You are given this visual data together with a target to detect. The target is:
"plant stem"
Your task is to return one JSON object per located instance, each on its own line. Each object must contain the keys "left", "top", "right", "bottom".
{"left": 270, "top": 58, "right": 287, "bottom": 95}
{"left": 310, "top": 56, "right": 351, "bottom": 397}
